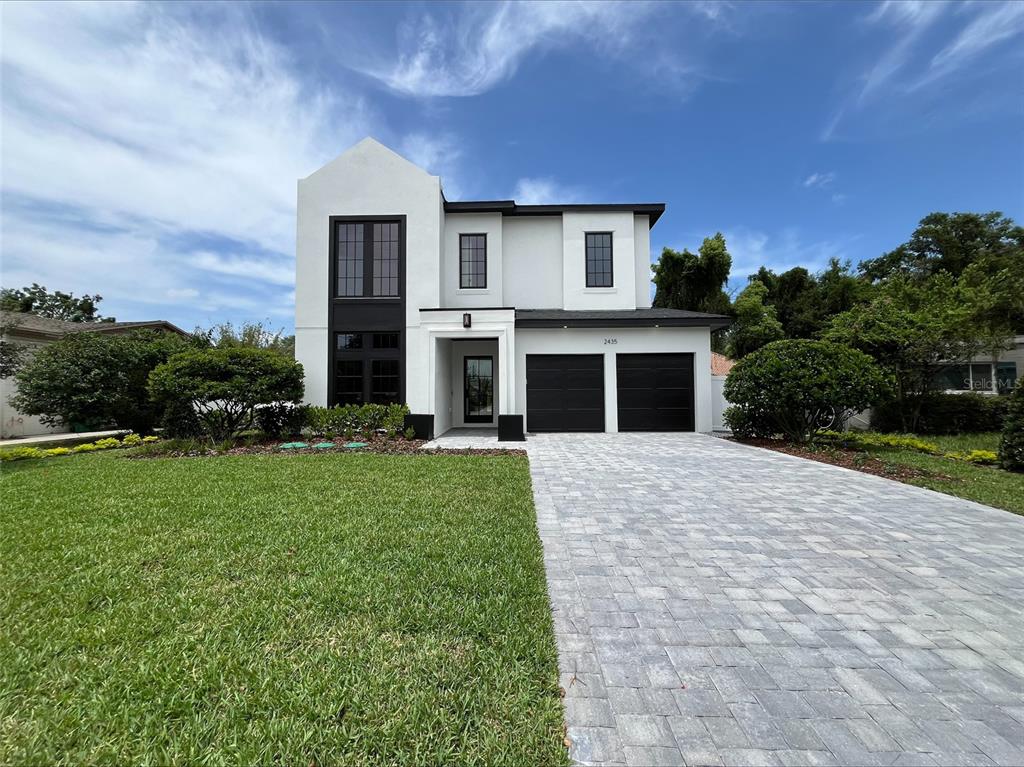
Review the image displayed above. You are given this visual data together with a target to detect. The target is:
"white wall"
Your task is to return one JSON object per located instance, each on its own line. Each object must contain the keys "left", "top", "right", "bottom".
{"left": 634, "top": 215, "right": 652, "bottom": 308}
{"left": 502, "top": 217, "right": 563, "bottom": 308}
{"left": 711, "top": 375, "right": 728, "bottom": 431}
{"left": 442, "top": 213, "right": 503, "bottom": 308}
{"left": 515, "top": 326, "right": 713, "bottom": 433}
{"left": 295, "top": 138, "right": 443, "bottom": 406}
{"left": 561, "top": 212, "right": 638, "bottom": 311}
{"left": 433, "top": 338, "right": 452, "bottom": 436}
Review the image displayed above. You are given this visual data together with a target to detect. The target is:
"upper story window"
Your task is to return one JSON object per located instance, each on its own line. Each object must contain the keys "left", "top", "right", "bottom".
{"left": 585, "top": 232, "right": 613, "bottom": 288}
{"left": 335, "top": 220, "right": 400, "bottom": 297}
{"left": 460, "top": 234, "right": 487, "bottom": 289}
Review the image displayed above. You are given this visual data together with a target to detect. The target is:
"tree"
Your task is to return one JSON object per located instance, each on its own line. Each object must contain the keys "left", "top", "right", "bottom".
{"left": 0, "top": 283, "right": 113, "bottom": 322}
{"left": 652, "top": 233, "right": 732, "bottom": 315}
{"left": 999, "top": 379, "right": 1024, "bottom": 472}
{"left": 750, "top": 259, "right": 873, "bottom": 340}
{"left": 824, "top": 275, "right": 995, "bottom": 432}
{"left": 860, "top": 212, "right": 1023, "bottom": 283}
{"left": 723, "top": 340, "right": 888, "bottom": 443}
{"left": 11, "top": 330, "right": 196, "bottom": 433}
{"left": 725, "top": 281, "right": 784, "bottom": 358}
{"left": 148, "top": 348, "right": 304, "bottom": 441}
{"left": 195, "top": 320, "right": 295, "bottom": 358}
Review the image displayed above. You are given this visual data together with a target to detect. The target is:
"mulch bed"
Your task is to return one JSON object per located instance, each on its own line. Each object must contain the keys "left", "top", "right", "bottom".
{"left": 734, "top": 437, "right": 952, "bottom": 482}
{"left": 128, "top": 435, "right": 526, "bottom": 459}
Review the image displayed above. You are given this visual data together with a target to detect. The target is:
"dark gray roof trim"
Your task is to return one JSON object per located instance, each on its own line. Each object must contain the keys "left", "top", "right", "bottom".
{"left": 444, "top": 200, "right": 665, "bottom": 227}
{"left": 515, "top": 308, "right": 732, "bottom": 330}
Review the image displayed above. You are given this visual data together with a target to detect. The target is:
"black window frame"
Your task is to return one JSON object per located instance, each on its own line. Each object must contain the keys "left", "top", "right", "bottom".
{"left": 585, "top": 231, "right": 614, "bottom": 288}
{"left": 331, "top": 330, "right": 403, "bottom": 407}
{"left": 459, "top": 233, "right": 488, "bottom": 289}
{"left": 464, "top": 355, "right": 494, "bottom": 423}
{"left": 331, "top": 218, "right": 404, "bottom": 299}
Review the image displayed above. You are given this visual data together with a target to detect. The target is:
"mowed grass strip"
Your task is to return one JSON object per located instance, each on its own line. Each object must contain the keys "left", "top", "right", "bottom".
{"left": 0, "top": 452, "right": 567, "bottom": 766}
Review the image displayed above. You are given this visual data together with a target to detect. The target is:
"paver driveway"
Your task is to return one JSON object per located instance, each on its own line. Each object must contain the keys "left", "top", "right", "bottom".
{"left": 526, "top": 433, "right": 1024, "bottom": 767}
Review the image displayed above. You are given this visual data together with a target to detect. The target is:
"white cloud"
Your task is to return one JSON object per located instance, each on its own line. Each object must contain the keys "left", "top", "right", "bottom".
{"left": 351, "top": 1, "right": 726, "bottom": 98}
{"left": 823, "top": 1, "right": 1021, "bottom": 140}
{"left": 0, "top": 2, "right": 376, "bottom": 328}
{"left": 719, "top": 227, "right": 859, "bottom": 286}
{"left": 399, "top": 133, "right": 465, "bottom": 199}
{"left": 802, "top": 172, "right": 835, "bottom": 189}
{"left": 511, "top": 177, "right": 586, "bottom": 205}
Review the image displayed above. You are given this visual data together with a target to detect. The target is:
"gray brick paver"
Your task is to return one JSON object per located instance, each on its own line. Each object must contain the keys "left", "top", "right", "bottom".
{"left": 528, "top": 434, "right": 1024, "bottom": 766}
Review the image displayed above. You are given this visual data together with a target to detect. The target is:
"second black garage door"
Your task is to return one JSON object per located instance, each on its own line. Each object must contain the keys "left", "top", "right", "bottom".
{"left": 526, "top": 354, "right": 604, "bottom": 432}
{"left": 616, "top": 353, "right": 695, "bottom": 431}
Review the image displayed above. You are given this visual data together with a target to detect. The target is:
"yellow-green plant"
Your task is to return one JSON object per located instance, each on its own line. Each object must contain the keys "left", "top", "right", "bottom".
{"left": 121, "top": 433, "right": 143, "bottom": 447}
{"left": 43, "top": 447, "right": 71, "bottom": 457}
{"left": 72, "top": 442, "right": 99, "bottom": 453}
{"left": 0, "top": 446, "right": 45, "bottom": 462}
{"left": 142, "top": 435, "right": 159, "bottom": 443}
{"left": 92, "top": 438, "right": 121, "bottom": 450}
{"left": 946, "top": 449, "right": 998, "bottom": 465}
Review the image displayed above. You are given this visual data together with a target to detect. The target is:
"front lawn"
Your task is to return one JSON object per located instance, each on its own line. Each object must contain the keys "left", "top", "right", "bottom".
{"left": 0, "top": 452, "right": 566, "bottom": 765}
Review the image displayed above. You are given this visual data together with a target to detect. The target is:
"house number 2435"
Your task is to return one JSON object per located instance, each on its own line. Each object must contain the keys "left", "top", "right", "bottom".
{"left": 603, "top": 338, "right": 618, "bottom": 345}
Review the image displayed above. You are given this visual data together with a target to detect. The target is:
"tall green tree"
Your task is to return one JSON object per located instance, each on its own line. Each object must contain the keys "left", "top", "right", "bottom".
{"left": 194, "top": 321, "right": 295, "bottom": 358}
{"left": 824, "top": 275, "right": 993, "bottom": 431}
{"left": 860, "top": 211, "right": 1023, "bottom": 284}
{"left": 652, "top": 233, "right": 732, "bottom": 315}
{"left": 0, "top": 283, "right": 113, "bottom": 322}
{"left": 726, "top": 281, "right": 784, "bottom": 359}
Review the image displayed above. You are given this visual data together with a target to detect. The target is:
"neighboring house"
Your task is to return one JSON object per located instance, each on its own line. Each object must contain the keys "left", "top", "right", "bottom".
{"left": 0, "top": 311, "right": 188, "bottom": 439}
{"left": 932, "top": 336, "right": 1022, "bottom": 395}
{"left": 295, "top": 138, "right": 730, "bottom": 439}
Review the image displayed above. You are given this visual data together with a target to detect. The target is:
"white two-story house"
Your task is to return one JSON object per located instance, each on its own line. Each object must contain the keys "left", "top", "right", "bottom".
{"left": 295, "top": 138, "right": 729, "bottom": 440}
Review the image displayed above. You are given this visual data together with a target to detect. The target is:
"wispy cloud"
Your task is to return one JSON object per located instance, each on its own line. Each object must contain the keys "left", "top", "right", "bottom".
{"left": 718, "top": 227, "right": 860, "bottom": 288}
{"left": 350, "top": 1, "right": 729, "bottom": 98}
{"left": 802, "top": 172, "right": 835, "bottom": 189}
{"left": 0, "top": 3, "right": 372, "bottom": 327}
{"left": 823, "top": 1, "right": 1023, "bottom": 140}
{"left": 399, "top": 133, "right": 466, "bottom": 198}
{"left": 511, "top": 177, "right": 586, "bottom": 205}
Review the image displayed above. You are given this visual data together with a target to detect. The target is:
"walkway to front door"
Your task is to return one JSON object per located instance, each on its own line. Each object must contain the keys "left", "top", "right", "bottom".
{"left": 527, "top": 433, "right": 1024, "bottom": 766}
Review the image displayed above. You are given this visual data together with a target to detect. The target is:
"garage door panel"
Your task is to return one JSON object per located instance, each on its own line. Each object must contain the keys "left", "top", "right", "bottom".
{"left": 526, "top": 354, "right": 604, "bottom": 432}
{"left": 616, "top": 353, "right": 695, "bottom": 432}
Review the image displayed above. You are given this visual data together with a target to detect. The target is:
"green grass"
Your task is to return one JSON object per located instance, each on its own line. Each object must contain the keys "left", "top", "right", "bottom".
{"left": 0, "top": 452, "right": 567, "bottom": 766}
{"left": 854, "top": 432, "right": 1023, "bottom": 516}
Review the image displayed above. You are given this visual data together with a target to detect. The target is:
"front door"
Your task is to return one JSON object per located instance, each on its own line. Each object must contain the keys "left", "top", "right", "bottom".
{"left": 464, "top": 356, "right": 494, "bottom": 423}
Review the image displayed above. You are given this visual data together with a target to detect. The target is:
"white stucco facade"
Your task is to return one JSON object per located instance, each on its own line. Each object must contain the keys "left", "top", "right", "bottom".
{"left": 295, "top": 137, "right": 727, "bottom": 437}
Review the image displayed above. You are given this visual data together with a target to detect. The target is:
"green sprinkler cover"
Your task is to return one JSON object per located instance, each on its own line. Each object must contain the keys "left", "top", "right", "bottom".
{"left": 279, "top": 442, "right": 309, "bottom": 449}
{"left": 313, "top": 442, "right": 335, "bottom": 449}
{"left": 343, "top": 442, "right": 369, "bottom": 449}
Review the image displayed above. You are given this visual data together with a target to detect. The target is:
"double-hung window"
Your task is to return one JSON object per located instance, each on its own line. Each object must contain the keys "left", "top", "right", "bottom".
{"left": 459, "top": 234, "right": 487, "bottom": 289}
{"left": 585, "top": 232, "right": 613, "bottom": 288}
{"left": 335, "top": 220, "right": 400, "bottom": 297}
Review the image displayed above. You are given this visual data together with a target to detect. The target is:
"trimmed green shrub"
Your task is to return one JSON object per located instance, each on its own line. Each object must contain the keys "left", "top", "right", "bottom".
{"left": 254, "top": 403, "right": 309, "bottom": 439}
{"left": 999, "top": 379, "right": 1024, "bottom": 472}
{"left": 305, "top": 404, "right": 409, "bottom": 439}
{"left": 148, "top": 348, "right": 304, "bottom": 442}
{"left": 724, "top": 339, "right": 889, "bottom": 443}
{"left": 872, "top": 391, "right": 1009, "bottom": 435}
{"left": 0, "top": 446, "right": 45, "bottom": 462}
{"left": 11, "top": 329, "right": 198, "bottom": 433}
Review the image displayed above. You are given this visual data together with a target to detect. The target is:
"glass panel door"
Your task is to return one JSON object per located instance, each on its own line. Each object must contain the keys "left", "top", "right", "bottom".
{"left": 464, "top": 356, "right": 494, "bottom": 423}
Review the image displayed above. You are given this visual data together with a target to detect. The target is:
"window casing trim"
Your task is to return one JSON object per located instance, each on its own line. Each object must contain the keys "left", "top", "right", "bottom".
{"left": 585, "top": 231, "right": 614, "bottom": 288}
{"left": 459, "top": 233, "right": 488, "bottom": 290}
{"left": 328, "top": 215, "right": 406, "bottom": 302}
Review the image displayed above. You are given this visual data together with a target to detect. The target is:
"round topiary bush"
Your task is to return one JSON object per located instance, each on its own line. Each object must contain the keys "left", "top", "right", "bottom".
{"left": 998, "top": 379, "right": 1024, "bottom": 472}
{"left": 148, "top": 347, "right": 304, "bottom": 442}
{"left": 724, "top": 339, "right": 889, "bottom": 443}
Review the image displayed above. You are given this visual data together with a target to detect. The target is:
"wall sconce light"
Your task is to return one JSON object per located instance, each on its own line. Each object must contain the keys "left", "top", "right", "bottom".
{"left": 463, "top": 313, "right": 472, "bottom": 328}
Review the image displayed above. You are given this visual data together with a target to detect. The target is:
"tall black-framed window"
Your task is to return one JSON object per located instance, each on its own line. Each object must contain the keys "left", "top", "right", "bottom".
{"left": 459, "top": 234, "right": 487, "bottom": 289}
{"left": 464, "top": 356, "right": 494, "bottom": 423}
{"left": 332, "top": 331, "right": 402, "bottom": 406}
{"left": 334, "top": 220, "right": 401, "bottom": 297}
{"left": 585, "top": 232, "right": 613, "bottom": 288}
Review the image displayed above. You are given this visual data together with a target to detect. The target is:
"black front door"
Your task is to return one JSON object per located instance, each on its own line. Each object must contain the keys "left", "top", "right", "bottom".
{"left": 464, "top": 356, "right": 494, "bottom": 423}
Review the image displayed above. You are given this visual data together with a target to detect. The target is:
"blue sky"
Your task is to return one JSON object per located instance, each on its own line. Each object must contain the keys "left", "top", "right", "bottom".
{"left": 1, "top": 1, "right": 1022, "bottom": 333}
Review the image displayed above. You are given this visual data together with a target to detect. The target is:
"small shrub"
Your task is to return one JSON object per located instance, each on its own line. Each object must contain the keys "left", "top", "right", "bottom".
{"left": 404, "top": 425, "right": 416, "bottom": 440}
{"left": 999, "top": 379, "right": 1024, "bottom": 472}
{"left": 946, "top": 449, "right": 998, "bottom": 465}
{"left": 43, "top": 447, "right": 72, "bottom": 457}
{"left": 254, "top": 402, "right": 309, "bottom": 439}
{"left": 724, "top": 340, "right": 889, "bottom": 443}
{"left": 121, "top": 433, "right": 143, "bottom": 447}
{"left": 92, "top": 437, "right": 121, "bottom": 450}
{"left": 0, "top": 446, "right": 45, "bottom": 462}
{"left": 872, "top": 391, "right": 1009, "bottom": 435}
{"left": 71, "top": 442, "right": 98, "bottom": 453}
{"left": 304, "top": 403, "right": 410, "bottom": 439}
{"left": 142, "top": 435, "right": 159, "bottom": 443}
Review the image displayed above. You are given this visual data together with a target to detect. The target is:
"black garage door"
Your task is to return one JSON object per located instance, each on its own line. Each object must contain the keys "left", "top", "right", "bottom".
{"left": 616, "top": 353, "right": 695, "bottom": 431}
{"left": 526, "top": 354, "right": 604, "bottom": 432}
